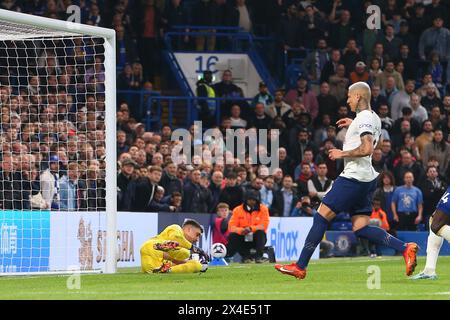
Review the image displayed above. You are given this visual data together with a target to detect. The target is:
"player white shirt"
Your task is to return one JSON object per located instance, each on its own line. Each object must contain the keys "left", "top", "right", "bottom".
{"left": 340, "top": 109, "right": 382, "bottom": 182}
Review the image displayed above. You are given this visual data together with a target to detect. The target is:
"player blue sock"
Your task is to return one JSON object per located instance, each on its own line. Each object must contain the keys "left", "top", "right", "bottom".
{"left": 354, "top": 225, "right": 406, "bottom": 252}
{"left": 297, "top": 213, "right": 329, "bottom": 269}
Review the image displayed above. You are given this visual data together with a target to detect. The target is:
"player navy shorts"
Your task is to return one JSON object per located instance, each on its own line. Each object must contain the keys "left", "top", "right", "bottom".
{"left": 436, "top": 189, "right": 450, "bottom": 216}
{"left": 322, "top": 176, "right": 378, "bottom": 216}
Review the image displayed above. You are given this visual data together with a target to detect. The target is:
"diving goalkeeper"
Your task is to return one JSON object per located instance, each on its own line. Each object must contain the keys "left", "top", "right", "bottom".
{"left": 140, "top": 219, "right": 210, "bottom": 274}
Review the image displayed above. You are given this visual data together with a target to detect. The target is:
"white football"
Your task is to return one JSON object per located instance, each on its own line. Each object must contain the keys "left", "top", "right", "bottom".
{"left": 211, "top": 242, "right": 227, "bottom": 259}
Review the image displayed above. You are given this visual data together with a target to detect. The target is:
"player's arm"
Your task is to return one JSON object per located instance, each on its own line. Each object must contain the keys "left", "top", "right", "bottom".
{"left": 329, "top": 134, "right": 374, "bottom": 160}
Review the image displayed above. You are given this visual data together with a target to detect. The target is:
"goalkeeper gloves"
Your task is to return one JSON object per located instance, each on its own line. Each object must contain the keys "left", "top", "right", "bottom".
{"left": 191, "top": 245, "right": 210, "bottom": 263}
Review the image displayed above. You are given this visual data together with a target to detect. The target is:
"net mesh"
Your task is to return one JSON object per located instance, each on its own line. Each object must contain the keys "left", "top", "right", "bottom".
{"left": 0, "top": 25, "right": 108, "bottom": 273}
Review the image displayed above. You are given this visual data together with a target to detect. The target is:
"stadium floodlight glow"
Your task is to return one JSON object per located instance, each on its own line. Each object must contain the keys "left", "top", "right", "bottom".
{"left": 0, "top": 9, "right": 117, "bottom": 275}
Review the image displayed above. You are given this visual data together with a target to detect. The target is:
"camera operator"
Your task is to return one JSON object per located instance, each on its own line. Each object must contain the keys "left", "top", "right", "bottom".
{"left": 291, "top": 196, "right": 318, "bottom": 217}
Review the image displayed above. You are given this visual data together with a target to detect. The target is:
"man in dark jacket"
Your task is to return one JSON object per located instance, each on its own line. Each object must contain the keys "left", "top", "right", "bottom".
{"left": 271, "top": 175, "right": 299, "bottom": 217}
{"left": 219, "top": 171, "right": 244, "bottom": 211}
{"left": 124, "top": 165, "right": 162, "bottom": 212}
{"left": 160, "top": 161, "right": 183, "bottom": 196}
{"left": 182, "top": 169, "right": 212, "bottom": 213}
{"left": 117, "top": 158, "right": 137, "bottom": 211}
{"left": 418, "top": 166, "right": 448, "bottom": 224}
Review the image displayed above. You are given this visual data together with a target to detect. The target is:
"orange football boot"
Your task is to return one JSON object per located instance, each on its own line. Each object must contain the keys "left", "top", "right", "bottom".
{"left": 274, "top": 262, "right": 307, "bottom": 279}
{"left": 403, "top": 242, "right": 419, "bottom": 276}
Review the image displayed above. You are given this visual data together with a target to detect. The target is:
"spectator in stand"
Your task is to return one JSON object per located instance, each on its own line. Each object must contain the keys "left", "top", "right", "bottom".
{"left": 341, "top": 39, "right": 362, "bottom": 77}
{"left": 136, "top": 0, "right": 161, "bottom": 82}
{"left": 307, "top": 162, "right": 332, "bottom": 207}
{"left": 229, "top": 104, "right": 247, "bottom": 129}
{"left": 320, "top": 49, "right": 342, "bottom": 84}
{"left": 390, "top": 79, "right": 416, "bottom": 122}
{"left": 368, "top": 197, "right": 390, "bottom": 257}
{"left": 329, "top": 9, "right": 355, "bottom": 49}
{"left": 260, "top": 175, "right": 275, "bottom": 210}
{"left": 212, "top": 202, "right": 231, "bottom": 245}
{"left": 329, "top": 64, "right": 350, "bottom": 103}
{"left": 316, "top": 82, "right": 339, "bottom": 122}
{"left": 147, "top": 186, "right": 176, "bottom": 212}
{"left": 429, "top": 106, "right": 444, "bottom": 130}
{"left": 421, "top": 84, "right": 442, "bottom": 113}
{"left": 421, "top": 129, "right": 450, "bottom": 176}
{"left": 251, "top": 82, "right": 273, "bottom": 109}
{"left": 124, "top": 165, "right": 162, "bottom": 212}
{"left": 393, "top": 150, "right": 424, "bottom": 187}
{"left": 416, "top": 120, "right": 435, "bottom": 157}
{"left": 278, "top": 147, "right": 294, "bottom": 178}
{"left": 300, "top": 4, "right": 327, "bottom": 49}
{"left": 266, "top": 88, "right": 291, "bottom": 119}
{"left": 408, "top": 93, "right": 428, "bottom": 125}
{"left": 366, "top": 42, "right": 389, "bottom": 70}
{"left": 182, "top": 169, "right": 211, "bottom": 213}
{"left": 160, "top": 161, "right": 182, "bottom": 196}
{"left": 271, "top": 175, "right": 298, "bottom": 217}
{"left": 302, "top": 38, "right": 330, "bottom": 82}
{"left": 279, "top": 4, "right": 303, "bottom": 53}
{"left": 40, "top": 155, "right": 61, "bottom": 210}
{"left": 213, "top": 69, "right": 243, "bottom": 117}
{"left": 219, "top": 171, "right": 244, "bottom": 211}
{"left": 418, "top": 15, "right": 450, "bottom": 65}
{"left": 117, "top": 158, "right": 137, "bottom": 211}
{"left": 350, "top": 61, "right": 369, "bottom": 84}
{"left": 209, "top": 170, "right": 223, "bottom": 212}
{"left": 368, "top": 58, "right": 383, "bottom": 87}
{"left": 196, "top": 70, "right": 216, "bottom": 127}
{"left": 398, "top": 44, "right": 417, "bottom": 81}
{"left": 376, "top": 60, "right": 405, "bottom": 92}
{"left": 115, "top": 25, "right": 138, "bottom": 69}
{"left": 391, "top": 171, "right": 424, "bottom": 231}
{"left": 289, "top": 127, "right": 318, "bottom": 165}
{"left": 419, "top": 166, "right": 448, "bottom": 226}
{"left": 291, "top": 195, "right": 317, "bottom": 217}
{"left": 380, "top": 24, "right": 402, "bottom": 60}
{"left": 370, "top": 85, "right": 388, "bottom": 114}
{"left": 392, "top": 107, "right": 421, "bottom": 138}
{"left": 373, "top": 171, "right": 397, "bottom": 235}
{"left": 247, "top": 102, "right": 272, "bottom": 130}
{"left": 284, "top": 76, "right": 318, "bottom": 120}
{"left": 380, "top": 76, "right": 399, "bottom": 108}
{"left": 372, "top": 148, "right": 388, "bottom": 173}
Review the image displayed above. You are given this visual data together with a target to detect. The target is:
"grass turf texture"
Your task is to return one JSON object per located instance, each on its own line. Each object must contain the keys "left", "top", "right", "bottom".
{"left": 1, "top": 256, "right": 450, "bottom": 300}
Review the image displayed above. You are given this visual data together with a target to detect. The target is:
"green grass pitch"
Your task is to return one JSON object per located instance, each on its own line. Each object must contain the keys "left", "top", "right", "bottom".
{"left": 1, "top": 256, "right": 450, "bottom": 300}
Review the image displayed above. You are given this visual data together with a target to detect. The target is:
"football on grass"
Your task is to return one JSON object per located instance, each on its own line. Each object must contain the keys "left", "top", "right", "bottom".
{"left": 211, "top": 243, "right": 227, "bottom": 259}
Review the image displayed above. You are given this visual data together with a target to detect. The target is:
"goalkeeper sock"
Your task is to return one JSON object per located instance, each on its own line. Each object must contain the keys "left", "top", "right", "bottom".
{"left": 424, "top": 230, "right": 443, "bottom": 275}
{"left": 354, "top": 225, "right": 405, "bottom": 252}
{"left": 297, "top": 213, "right": 329, "bottom": 269}
{"left": 171, "top": 260, "right": 203, "bottom": 273}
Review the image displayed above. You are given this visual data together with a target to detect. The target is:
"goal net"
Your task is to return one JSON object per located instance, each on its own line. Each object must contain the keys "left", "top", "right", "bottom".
{"left": 0, "top": 10, "right": 117, "bottom": 275}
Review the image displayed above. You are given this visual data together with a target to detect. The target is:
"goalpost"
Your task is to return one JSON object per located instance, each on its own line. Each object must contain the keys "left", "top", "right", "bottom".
{"left": 0, "top": 9, "right": 117, "bottom": 275}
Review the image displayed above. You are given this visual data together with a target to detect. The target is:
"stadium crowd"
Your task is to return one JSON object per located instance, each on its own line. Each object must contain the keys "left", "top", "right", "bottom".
{"left": 0, "top": 0, "right": 449, "bottom": 238}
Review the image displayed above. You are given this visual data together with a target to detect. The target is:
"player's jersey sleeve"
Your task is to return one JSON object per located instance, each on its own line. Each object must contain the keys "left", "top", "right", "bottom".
{"left": 160, "top": 224, "right": 193, "bottom": 249}
{"left": 355, "top": 110, "right": 376, "bottom": 137}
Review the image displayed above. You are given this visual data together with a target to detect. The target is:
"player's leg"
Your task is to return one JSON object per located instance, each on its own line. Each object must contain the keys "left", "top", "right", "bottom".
{"left": 430, "top": 210, "right": 450, "bottom": 242}
{"left": 168, "top": 247, "right": 191, "bottom": 261}
{"left": 412, "top": 216, "right": 443, "bottom": 280}
{"left": 140, "top": 243, "right": 166, "bottom": 273}
{"left": 170, "top": 260, "right": 204, "bottom": 273}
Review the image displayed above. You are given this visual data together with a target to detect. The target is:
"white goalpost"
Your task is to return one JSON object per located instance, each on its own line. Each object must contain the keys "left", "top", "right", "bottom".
{"left": 0, "top": 9, "right": 117, "bottom": 275}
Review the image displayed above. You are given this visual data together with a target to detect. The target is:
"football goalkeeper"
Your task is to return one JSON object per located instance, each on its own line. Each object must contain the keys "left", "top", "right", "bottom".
{"left": 140, "top": 219, "right": 210, "bottom": 274}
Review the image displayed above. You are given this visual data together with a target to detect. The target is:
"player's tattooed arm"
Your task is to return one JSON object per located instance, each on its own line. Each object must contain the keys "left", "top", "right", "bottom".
{"left": 342, "top": 133, "right": 374, "bottom": 158}
{"left": 329, "top": 133, "right": 374, "bottom": 160}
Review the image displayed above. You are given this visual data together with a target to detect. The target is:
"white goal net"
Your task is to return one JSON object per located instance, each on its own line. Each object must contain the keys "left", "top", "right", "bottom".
{"left": 0, "top": 10, "right": 116, "bottom": 275}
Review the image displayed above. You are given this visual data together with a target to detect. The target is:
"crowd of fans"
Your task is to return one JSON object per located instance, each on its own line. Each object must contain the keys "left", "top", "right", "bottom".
{"left": 115, "top": 0, "right": 450, "bottom": 236}
{"left": 0, "top": 1, "right": 449, "bottom": 239}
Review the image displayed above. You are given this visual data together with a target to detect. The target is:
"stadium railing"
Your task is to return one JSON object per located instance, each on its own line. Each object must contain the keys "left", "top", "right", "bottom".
{"left": 117, "top": 90, "right": 254, "bottom": 130}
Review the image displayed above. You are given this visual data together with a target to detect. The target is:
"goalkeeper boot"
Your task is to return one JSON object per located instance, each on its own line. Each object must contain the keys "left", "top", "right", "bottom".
{"left": 152, "top": 262, "right": 172, "bottom": 274}
{"left": 153, "top": 241, "right": 180, "bottom": 252}
{"left": 274, "top": 262, "right": 306, "bottom": 279}
{"left": 403, "top": 242, "right": 419, "bottom": 276}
